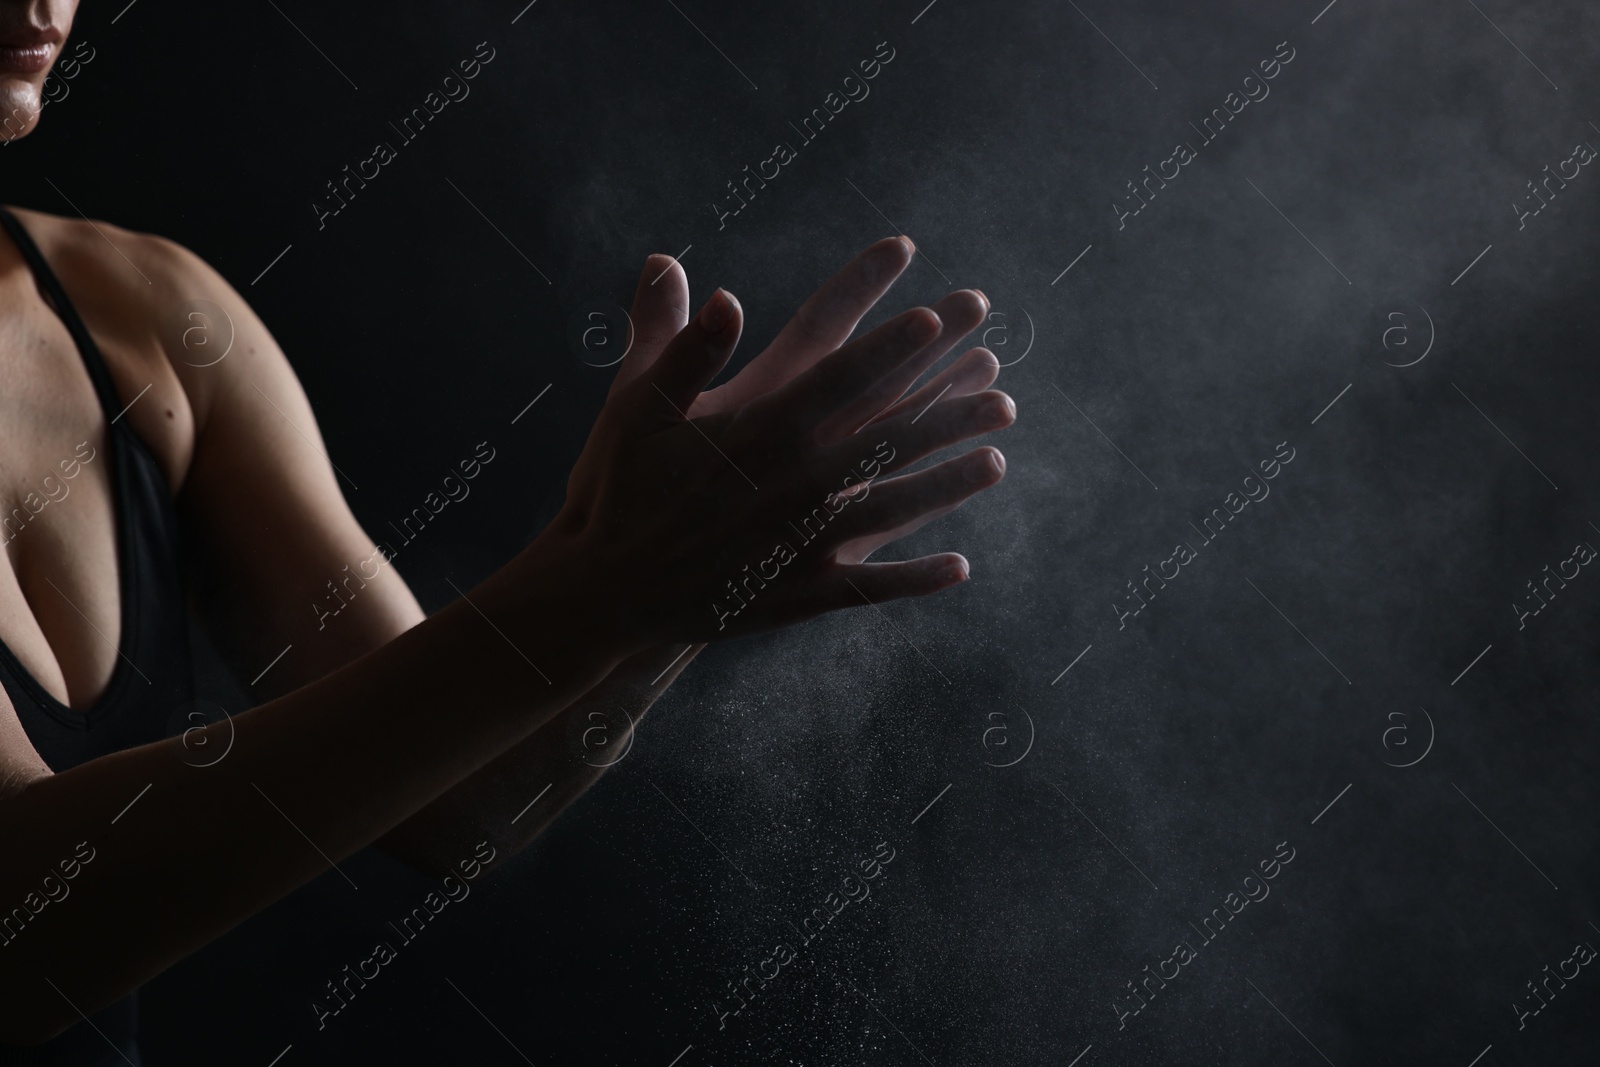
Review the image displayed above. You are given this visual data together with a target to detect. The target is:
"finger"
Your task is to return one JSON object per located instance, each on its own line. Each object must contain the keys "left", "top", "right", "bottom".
{"left": 705, "top": 237, "right": 914, "bottom": 411}
{"left": 613, "top": 254, "right": 691, "bottom": 392}
{"left": 830, "top": 390, "right": 1015, "bottom": 482}
{"left": 772, "top": 237, "right": 914, "bottom": 358}
{"left": 819, "top": 554, "right": 970, "bottom": 611}
{"left": 642, "top": 289, "right": 744, "bottom": 414}
{"left": 766, "top": 307, "right": 941, "bottom": 431}
{"left": 818, "top": 289, "right": 989, "bottom": 441}
{"left": 866, "top": 346, "right": 1000, "bottom": 428}
{"left": 835, "top": 499, "right": 960, "bottom": 565}
{"left": 821, "top": 447, "right": 1005, "bottom": 548}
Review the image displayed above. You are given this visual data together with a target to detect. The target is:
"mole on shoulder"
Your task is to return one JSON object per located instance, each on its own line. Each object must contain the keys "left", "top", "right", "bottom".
{"left": 166, "top": 409, "right": 174, "bottom": 419}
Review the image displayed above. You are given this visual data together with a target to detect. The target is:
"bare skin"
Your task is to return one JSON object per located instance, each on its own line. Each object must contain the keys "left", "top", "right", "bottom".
{"left": 0, "top": 0, "right": 1015, "bottom": 1046}
{"left": 389, "top": 250, "right": 1009, "bottom": 861}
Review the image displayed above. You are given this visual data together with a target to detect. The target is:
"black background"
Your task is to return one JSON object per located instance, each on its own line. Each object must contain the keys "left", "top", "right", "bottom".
{"left": 9, "top": 0, "right": 1600, "bottom": 1063}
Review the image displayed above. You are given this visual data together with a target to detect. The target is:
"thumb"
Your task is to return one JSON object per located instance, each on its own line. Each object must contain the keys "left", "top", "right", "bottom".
{"left": 644, "top": 288, "right": 743, "bottom": 414}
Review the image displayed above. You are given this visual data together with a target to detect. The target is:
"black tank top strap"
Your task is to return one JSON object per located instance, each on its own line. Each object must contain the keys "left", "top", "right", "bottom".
{"left": 0, "top": 206, "right": 126, "bottom": 420}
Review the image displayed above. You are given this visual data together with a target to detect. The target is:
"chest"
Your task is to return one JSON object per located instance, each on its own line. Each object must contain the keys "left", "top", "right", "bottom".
{"left": 0, "top": 267, "right": 193, "bottom": 709}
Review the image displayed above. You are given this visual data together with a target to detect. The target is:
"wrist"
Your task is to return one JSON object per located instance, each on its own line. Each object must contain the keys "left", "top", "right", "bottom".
{"left": 459, "top": 537, "right": 637, "bottom": 704}
{"left": 509, "top": 527, "right": 652, "bottom": 651}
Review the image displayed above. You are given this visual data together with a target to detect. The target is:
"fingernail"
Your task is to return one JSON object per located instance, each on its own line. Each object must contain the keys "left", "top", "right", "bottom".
{"left": 898, "top": 235, "right": 916, "bottom": 255}
{"left": 974, "top": 288, "right": 989, "bottom": 308}
{"left": 980, "top": 395, "right": 1011, "bottom": 425}
{"left": 941, "top": 559, "right": 968, "bottom": 584}
{"left": 699, "top": 289, "right": 734, "bottom": 333}
{"left": 966, "top": 449, "right": 1000, "bottom": 483}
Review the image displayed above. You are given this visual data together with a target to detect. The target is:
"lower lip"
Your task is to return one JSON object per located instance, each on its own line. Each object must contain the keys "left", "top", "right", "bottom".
{"left": 0, "top": 45, "right": 54, "bottom": 75}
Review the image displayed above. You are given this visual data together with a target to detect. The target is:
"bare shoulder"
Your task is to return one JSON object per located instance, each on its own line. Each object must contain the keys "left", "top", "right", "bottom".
{"left": 6, "top": 205, "right": 221, "bottom": 311}
{"left": 5, "top": 207, "right": 282, "bottom": 487}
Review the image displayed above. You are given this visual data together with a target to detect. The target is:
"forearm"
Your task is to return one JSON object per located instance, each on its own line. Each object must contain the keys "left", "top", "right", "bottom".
{"left": 380, "top": 643, "right": 703, "bottom": 874}
{"left": 205, "top": 523, "right": 699, "bottom": 875}
{"left": 0, "top": 549, "right": 621, "bottom": 1043}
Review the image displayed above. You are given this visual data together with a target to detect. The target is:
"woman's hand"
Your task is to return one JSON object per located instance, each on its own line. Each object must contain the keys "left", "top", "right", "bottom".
{"left": 620, "top": 240, "right": 1007, "bottom": 565}
{"left": 627, "top": 239, "right": 1010, "bottom": 564}
{"left": 532, "top": 240, "right": 1016, "bottom": 653}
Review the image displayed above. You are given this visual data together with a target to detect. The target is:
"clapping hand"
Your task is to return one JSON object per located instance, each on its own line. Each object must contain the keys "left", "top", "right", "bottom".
{"left": 542, "top": 238, "right": 1014, "bottom": 650}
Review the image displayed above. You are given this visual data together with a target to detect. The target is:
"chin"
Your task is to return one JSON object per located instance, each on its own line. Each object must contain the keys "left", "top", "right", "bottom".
{"left": 0, "top": 78, "right": 40, "bottom": 141}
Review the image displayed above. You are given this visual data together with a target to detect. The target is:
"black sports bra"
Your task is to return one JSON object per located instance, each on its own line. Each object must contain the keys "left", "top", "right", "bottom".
{"left": 0, "top": 206, "right": 196, "bottom": 1065}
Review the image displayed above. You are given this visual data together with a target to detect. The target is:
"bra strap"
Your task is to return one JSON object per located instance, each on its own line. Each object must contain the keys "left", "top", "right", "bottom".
{"left": 0, "top": 205, "right": 128, "bottom": 420}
